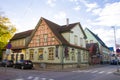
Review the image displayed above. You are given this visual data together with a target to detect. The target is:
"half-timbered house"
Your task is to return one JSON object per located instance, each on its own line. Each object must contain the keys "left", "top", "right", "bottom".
{"left": 4, "top": 17, "right": 89, "bottom": 69}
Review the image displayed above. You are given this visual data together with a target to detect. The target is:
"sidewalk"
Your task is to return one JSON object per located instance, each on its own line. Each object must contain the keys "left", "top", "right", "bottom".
{"left": 35, "top": 64, "right": 109, "bottom": 72}
{"left": 113, "top": 65, "right": 120, "bottom": 75}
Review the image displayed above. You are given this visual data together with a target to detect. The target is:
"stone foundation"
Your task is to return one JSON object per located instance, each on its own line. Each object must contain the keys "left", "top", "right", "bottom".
{"left": 33, "top": 62, "right": 89, "bottom": 70}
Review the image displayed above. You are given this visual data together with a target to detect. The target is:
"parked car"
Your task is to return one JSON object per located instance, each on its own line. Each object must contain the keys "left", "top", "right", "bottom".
{"left": 1, "top": 59, "right": 14, "bottom": 67}
{"left": 14, "top": 60, "right": 33, "bottom": 69}
{"left": 110, "top": 59, "right": 119, "bottom": 65}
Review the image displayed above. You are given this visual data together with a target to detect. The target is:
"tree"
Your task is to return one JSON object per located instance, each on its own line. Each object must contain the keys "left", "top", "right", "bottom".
{"left": 0, "top": 16, "right": 16, "bottom": 60}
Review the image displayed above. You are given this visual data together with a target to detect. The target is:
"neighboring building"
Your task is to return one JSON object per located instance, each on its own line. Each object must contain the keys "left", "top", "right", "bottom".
{"left": 3, "top": 17, "right": 89, "bottom": 69}
{"left": 85, "top": 28, "right": 111, "bottom": 64}
{"left": 2, "top": 30, "right": 33, "bottom": 62}
{"left": 86, "top": 43, "right": 100, "bottom": 65}
{"left": 108, "top": 47, "right": 115, "bottom": 63}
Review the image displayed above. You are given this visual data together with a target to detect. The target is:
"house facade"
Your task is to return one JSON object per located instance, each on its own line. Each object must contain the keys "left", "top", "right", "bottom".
{"left": 3, "top": 17, "right": 89, "bottom": 69}
{"left": 2, "top": 30, "right": 33, "bottom": 62}
{"left": 85, "top": 28, "right": 111, "bottom": 64}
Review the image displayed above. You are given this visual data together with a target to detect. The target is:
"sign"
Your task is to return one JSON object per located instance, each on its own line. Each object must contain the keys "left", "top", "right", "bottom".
{"left": 6, "top": 43, "right": 12, "bottom": 49}
{"left": 116, "top": 48, "right": 120, "bottom": 53}
{"left": 6, "top": 49, "right": 10, "bottom": 54}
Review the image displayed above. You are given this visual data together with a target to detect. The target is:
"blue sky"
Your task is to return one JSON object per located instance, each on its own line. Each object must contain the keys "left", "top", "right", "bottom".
{"left": 0, "top": 0, "right": 120, "bottom": 49}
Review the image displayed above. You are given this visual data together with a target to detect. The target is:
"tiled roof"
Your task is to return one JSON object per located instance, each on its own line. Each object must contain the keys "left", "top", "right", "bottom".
{"left": 60, "top": 23, "right": 79, "bottom": 32}
{"left": 10, "top": 29, "right": 33, "bottom": 41}
{"left": 42, "top": 17, "right": 87, "bottom": 50}
{"left": 85, "top": 28, "right": 108, "bottom": 48}
{"left": 10, "top": 17, "right": 87, "bottom": 50}
{"left": 42, "top": 17, "right": 69, "bottom": 45}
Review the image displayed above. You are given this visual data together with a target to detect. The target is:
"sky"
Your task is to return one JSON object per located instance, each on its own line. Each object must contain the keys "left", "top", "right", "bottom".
{"left": 0, "top": 0, "right": 120, "bottom": 50}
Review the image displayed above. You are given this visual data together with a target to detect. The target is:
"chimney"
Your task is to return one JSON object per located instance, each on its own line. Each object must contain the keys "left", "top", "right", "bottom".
{"left": 66, "top": 18, "right": 69, "bottom": 26}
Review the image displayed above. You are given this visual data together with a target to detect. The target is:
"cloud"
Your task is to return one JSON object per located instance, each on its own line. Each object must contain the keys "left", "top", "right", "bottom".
{"left": 69, "top": 0, "right": 78, "bottom": 2}
{"left": 93, "top": 28, "right": 115, "bottom": 47}
{"left": 92, "top": 8, "right": 102, "bottom": 15}
{"left": 46, "top": 0, "right": 56, "bottom": 7}
{"left": 53, "top": 11, "right": 67, "bottom": 25}
{"left": 86, "top": 2, "right": 99, "bottom": 12}
{"left": 80, "top": 0, "right": 99, "bottom": 12}
{"left": 93, "top": 2, "right": 120, "bottom": 26}
{"left": 74, "top": 5, "right": 81, "bottom": 11}
{"left": 53, "top": 11, "right": 66, "bottom": 20}
{"left": 116, "top": 29, "right": 120, "bottom": 44}
{"left": 91, "top": 26, "right": 120, "bottom": 47}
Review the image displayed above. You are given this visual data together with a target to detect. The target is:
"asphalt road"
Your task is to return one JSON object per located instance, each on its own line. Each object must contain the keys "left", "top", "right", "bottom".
{"left": 0, "top": 65, "right": 120, "bottom": 80}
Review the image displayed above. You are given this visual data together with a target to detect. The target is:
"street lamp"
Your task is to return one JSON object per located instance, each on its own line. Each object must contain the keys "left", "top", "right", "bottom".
{"left": 112, "top": 26, "right": 119, "bottom": 72}
{"left": 111, "top": 26, "right": 116, "bottom": 50}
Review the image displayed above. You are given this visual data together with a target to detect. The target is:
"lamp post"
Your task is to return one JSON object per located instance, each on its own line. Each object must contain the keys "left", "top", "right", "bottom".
{"left": 112, "top": 26, "right": 119, "bottom": 72}
{"left": 112, "top": 26, "right": 116, "bottom": 49}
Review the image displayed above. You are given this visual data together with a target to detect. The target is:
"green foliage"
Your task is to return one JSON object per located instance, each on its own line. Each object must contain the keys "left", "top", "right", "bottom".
{"left": 0, "top": 16, "right": 16, "bottom": 59}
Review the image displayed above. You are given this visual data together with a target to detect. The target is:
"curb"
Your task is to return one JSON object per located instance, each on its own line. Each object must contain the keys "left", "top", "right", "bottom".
{"left": 34, "top": 64, "right": 108, "bottom": 72}
{"left": 113, "top": 71, "right": 120, "bottom": 75}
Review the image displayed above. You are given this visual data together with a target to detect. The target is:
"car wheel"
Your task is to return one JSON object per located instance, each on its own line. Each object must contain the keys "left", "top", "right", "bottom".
{"left": 30, "top": 67, "right": 33, "bottom": 69}
{"left": 21, "top": 66, "right": 24, "bottom": 70}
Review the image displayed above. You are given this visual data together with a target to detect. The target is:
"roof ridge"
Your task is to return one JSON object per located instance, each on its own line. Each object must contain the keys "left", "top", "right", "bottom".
{"left": 86, "top": 28, "right": 108, "bottom": 48}
{"left": 15, "top": 29, "right": 34, "bottom": 34}
{"left": 41, "top": 17, "right": 60, "bottom": 27}
{"left": 61, "top": 22, "right": 79, "bottom": 27}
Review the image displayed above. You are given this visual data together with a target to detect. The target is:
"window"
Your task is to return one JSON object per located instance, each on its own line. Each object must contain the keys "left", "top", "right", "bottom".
{"left": 30, "top": 49, "right": 34, "bottom": 60}
{"left": 74, "top": 35, "right": 78, "bottom": 45}
{"left": 16, "top": 54, "right": 18, "bottom": 62}
{"left": 64, "top": 47, "right": 69, "bottom": 60}
{"left": 52, "top": 37, "right": 55, "bottom": 41}
{"left": 38, "top": 48, "right": 43, "bottom": 60}
{"left": 20, "top": 54, "right": 24, "bottom": 60}
{"left": 55, "top": 46, "right": 59, "bottom": 57}
{"left": 36, "top": 36, "right": 40, "bottom": 43}
{"left": 80, "top": 38, "right": 83, "bottom": 46}
{"left": 44, "top": 34, "right": 48, "bottom": 42}
{"left": 83, "top": 51, "right": 88, "bottom": 61}
{"left": 71, "top": 49, "right": 75, "bottom": 61}
{"left": 90, "top": 40, "right": 93, "bottom": 43}
{"left": 86, "top": 40, "right": 88, "bottom": 44}
{"left": 71, "top": 53, "right": 75, "bottom": 61}
{"left": 48, "top": 47, "right": 54, "bottom": 60}
{"left": 11, "top": 54, "right": 14, "bottom": 60}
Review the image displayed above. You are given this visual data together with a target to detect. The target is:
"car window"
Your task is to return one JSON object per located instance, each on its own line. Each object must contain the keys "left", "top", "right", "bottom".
{"left": 2, "top": 60, "right": 7, "bottom": 62}
{"left": 17, "top": 60, "right": 23, "bottom": 63}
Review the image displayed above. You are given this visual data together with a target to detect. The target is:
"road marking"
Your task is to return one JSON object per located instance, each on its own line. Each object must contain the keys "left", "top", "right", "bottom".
{"left": 15, "top": 79, "right": 24, "bottom": 80}
{"left": 98, "top": 71, "right": 105, "bottom": 74}
{"left": 49, "top": 79, "right": 54, "bottom": 80}
{"left": 33, "top": 77, "right": 39, "bottom": 80}
{"left": 72, "top": 70, "right": 113, "bottom": 75}
{"left": 91, "top": 70, "right": 98, "bottom": 73}
{"left": 106, "top": 72, "right": 112, "bottom": 74}
{"left": 27, "top": 76, "right": 33, "bottom": 79}
{"left": 83, "top": 70, "right": 91, "bottom": 72}
{"left": 72, "top": 70, "right": 82, "bottom": 72}
{"left": 41, "top": 78, "right": 47, "bottom": 80}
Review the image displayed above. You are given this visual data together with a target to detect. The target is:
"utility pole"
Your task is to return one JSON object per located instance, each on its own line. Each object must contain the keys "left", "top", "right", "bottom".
{"left": 112, "top": 26, "right": 117, "bottom": 49}
{"left": 112, "top": 26, "right": 119, "bottom": 72}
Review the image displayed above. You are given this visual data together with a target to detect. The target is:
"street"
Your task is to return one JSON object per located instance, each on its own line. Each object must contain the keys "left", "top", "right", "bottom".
{"left": 0, "top": 65, "right": 120, "bottom": 80}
